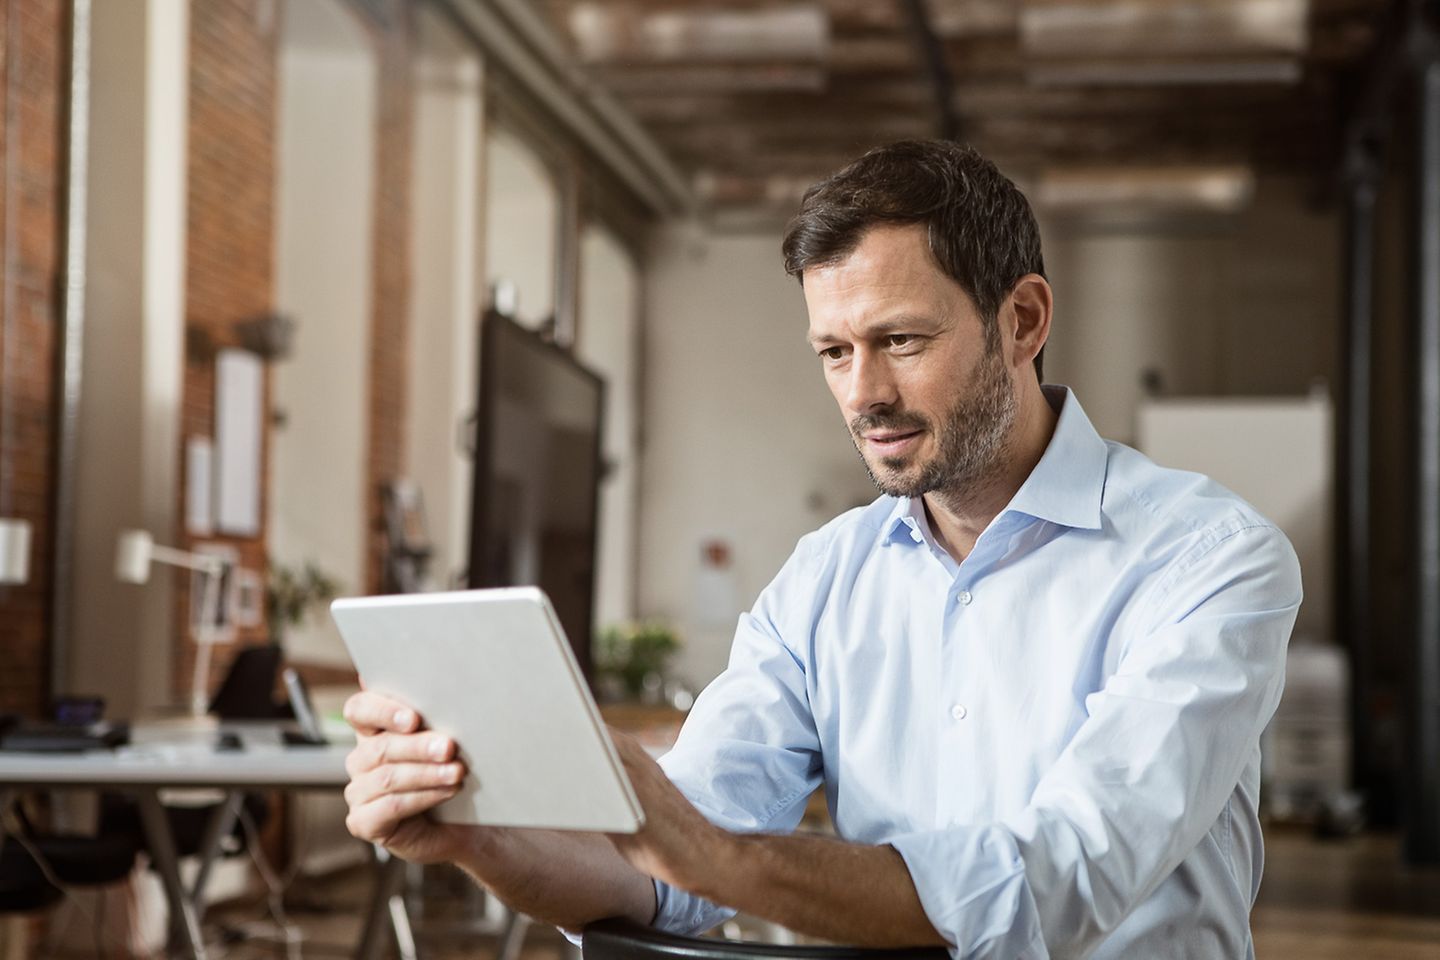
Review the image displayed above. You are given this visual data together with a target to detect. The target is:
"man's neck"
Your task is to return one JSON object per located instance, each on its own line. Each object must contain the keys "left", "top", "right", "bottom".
{"left": 922, "top": 381, "right": 1059, "bottom": 563}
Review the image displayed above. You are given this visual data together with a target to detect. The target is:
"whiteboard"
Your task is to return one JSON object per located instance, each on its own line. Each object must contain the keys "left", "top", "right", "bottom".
{"left": 1136, "top": 394, "right": 1331, "bottom": 643}
{"left": 215, "top": 349, "right": 263, "bottom": 536}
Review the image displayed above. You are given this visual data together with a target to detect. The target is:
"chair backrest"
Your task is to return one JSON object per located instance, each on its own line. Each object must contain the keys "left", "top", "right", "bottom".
{"left": 581, "top": 918, "right": 950, "bottom": 960}
{"left": 210, "top": 644, "right": 283, "bottom": 719}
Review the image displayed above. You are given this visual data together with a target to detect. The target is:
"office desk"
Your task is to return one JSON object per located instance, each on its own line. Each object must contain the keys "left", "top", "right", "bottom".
{"left": 0, "top": 723, "right": 403, "bottom": 960}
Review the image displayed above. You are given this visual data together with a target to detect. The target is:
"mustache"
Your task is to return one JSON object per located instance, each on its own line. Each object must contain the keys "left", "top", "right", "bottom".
{"left": 849, "top": 411, "right": 930, "bottom": 437}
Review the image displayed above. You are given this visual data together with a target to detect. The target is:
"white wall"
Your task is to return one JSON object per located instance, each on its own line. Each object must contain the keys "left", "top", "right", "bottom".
{"left": 639, "top": 180, "right": 1338, "bottom": 686}
{"left": 484, "top": 130, "right": 558, "bottom": 328}
{"left": 271, "top": 0, "right": 376, "bottom": 665}
{"left": 639, "top": 227, "right": 873, "bottom": 684}
{"left": 1043, "top": 229, "right": 1226, "bottom": 442}
{"left": 1137, "top": 395, "right": 1332, "bottom": 643}
{"left": 69, "top": 0, "right": 188, "bottom": 716}
{"left": 576, "top": 225, "right": 641, "bottom": 629}
{"left": 407, "top": 9, "right": 483, "bottom": 589}
{"left": 1042, "top": 177, "right": 1338, "bottom": 444}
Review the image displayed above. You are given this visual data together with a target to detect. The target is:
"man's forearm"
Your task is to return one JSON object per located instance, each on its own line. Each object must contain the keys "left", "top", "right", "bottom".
{"left": 690, "top": 831, "right": 945, "bottom": 948}
{"left": 455, "top": 827, "right": 656, "bottom": 933}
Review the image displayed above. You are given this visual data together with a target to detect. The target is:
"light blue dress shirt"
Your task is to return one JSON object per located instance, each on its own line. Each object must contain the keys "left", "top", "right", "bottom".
{"left": 651, "top": 386, "right": 1302, "bottom": 959}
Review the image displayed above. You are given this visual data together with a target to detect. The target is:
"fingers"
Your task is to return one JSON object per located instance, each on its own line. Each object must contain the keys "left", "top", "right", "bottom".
{"left": 343, "top": 757, "right": 467, "bottom": 847}
{"left": 345, "top": 730, "right": 457, "bottom": 778}
{"left": 343, "top": 690, "right": 422, "bottom": 736}
{"left": 345, "top": 787, "right": 462, "bottom": 845}
{"left": 344, "top": 761, "right": 466, "bottom": 809}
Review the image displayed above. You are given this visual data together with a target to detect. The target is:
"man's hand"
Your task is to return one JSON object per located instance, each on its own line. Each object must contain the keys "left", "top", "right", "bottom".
{"left": 605, "top": 728, "right": 729, "bottom": 894}
{"left": 604, "top": 729, "right": 943, "bottom": 948}
{"left": 342, "top": 690, "right": 480, "bottom": 865}
{"left": 342, "top": 695, "right": 656, "bottom": 931}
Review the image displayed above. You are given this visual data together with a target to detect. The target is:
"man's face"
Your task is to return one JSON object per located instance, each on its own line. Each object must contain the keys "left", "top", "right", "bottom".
{"left": 803, "top": 223, "right": 1017, "bottom": 499}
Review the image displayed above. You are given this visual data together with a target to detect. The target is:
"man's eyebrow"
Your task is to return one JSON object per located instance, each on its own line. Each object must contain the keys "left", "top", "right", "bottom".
{"left": 807, "top": 314, "right": 940, "bottom": 346}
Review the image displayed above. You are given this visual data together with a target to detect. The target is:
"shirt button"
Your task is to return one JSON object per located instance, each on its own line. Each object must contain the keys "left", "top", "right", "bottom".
{"left": 957, "top": 590, "right": 973, "bottom": 606}
{"left": 950, "top": 703, "right": 968, "bottom": 721}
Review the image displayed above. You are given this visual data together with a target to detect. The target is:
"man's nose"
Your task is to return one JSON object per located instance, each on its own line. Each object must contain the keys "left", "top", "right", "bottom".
{"left": 847, "top": 349, "right": 898, "bottom": 412}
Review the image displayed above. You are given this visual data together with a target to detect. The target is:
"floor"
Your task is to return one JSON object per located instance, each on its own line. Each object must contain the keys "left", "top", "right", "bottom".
{"left": 1252, "top": 828, "right": 1440, "bottom": 959}
{"left": 26, "top": 828, "right": 1440, "bottom": 959}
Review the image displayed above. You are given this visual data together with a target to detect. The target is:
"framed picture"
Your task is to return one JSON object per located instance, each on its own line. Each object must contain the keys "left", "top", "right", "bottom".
{"left": 232, "top": 567, "right": 264, "bottom": 629}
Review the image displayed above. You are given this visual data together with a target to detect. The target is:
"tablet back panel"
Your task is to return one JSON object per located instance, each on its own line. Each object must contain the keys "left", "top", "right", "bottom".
{"left": 331, "top": 588, "right": 643, "bottom": 832}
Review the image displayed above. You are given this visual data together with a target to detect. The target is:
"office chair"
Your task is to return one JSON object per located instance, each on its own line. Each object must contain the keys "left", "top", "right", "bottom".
{"left": 0, "top": 838, "right": 62, "bottom": 913}
{"left": 581, "top": 918, "right": 950, "bottom": 960}
{"left": 0, "top": 806, "right": 141, "bottom": 922}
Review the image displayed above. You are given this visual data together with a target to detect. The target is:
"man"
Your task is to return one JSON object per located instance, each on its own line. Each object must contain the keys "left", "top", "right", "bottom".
{"left": 342, "top": 140, "right": 1301, "bottom": 958}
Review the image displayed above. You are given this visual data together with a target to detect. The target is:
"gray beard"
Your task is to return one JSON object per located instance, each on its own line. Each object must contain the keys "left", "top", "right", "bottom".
{"left": 849, "top": 345, "right": 1016, "bottom": 501}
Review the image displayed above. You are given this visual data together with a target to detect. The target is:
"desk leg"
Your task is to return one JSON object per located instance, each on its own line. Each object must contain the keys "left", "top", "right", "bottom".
{"left": 497, "top": 910, "right": 532, "bottom": 960}
{"left": 136, "top": 789, "right": 208, "bottom": 960}
{"left": 190, "top": 791, "right": 242, "bottom": 922}
{"left": 388, "top": 885, "right": 418, "bottom": 960}
{"left": 356, "top": 846, "right": 408, "bottom": 960}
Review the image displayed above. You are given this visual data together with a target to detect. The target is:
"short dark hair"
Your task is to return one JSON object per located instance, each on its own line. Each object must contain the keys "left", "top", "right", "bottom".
{"left": 781, "top": 140, "right": 1046, "bottom": 380}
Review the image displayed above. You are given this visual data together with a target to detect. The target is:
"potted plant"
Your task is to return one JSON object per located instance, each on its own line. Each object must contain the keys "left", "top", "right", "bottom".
{"left": 266, "top": 559, "right": 338, "bottom": 648}
{"left": 595, "top": 622, "right": 681, "bottom": 702}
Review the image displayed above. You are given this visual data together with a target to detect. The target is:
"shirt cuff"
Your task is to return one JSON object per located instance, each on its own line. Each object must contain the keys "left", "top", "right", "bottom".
{"left": 651, "top": 875, "right": 736, "bottom": 937}
{"left": 562, "top": 876, "right": 735, "bottom": 950}
{"left": 888, "top": 826, "right": 1046, "bottom": 959}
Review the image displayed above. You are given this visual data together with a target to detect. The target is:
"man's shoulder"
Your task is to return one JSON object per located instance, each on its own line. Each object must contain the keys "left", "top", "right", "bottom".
{"left": 789, "top": 495, "right": 899, "bottom": 567}
{"left": 1100, "top": 439, "right": 1287, "bottom": 551}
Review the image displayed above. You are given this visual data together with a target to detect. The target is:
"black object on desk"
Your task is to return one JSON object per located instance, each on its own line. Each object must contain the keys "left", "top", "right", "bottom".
{"left": 0, "top": 721, "right": 130, "bottom": 753}
{"left": 214, "top": 731, "right": 245, "bottom": 752}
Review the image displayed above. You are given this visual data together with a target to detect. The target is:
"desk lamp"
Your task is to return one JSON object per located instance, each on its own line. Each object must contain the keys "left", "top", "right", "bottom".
{"left": 115, "top": 529, "right": 228, "bottom": 716}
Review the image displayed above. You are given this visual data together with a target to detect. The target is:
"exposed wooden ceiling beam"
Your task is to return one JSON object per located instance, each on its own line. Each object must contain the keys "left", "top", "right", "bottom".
{"left": 533, "top": 0, "right": 1391, "bottom": 213}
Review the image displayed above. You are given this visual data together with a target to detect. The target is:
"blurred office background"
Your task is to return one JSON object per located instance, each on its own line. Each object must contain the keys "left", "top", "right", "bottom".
{"left": 0, "top": 0, "right": 1438, "bottom": 957}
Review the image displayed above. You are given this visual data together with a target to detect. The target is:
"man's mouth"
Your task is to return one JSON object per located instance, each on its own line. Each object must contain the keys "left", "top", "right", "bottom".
{"left": 864, "top": 430, "right": 923, "bottom": 454}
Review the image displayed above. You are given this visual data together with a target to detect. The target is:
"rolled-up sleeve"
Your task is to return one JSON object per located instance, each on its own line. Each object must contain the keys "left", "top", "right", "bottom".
{"left": 888, "top": 524, "right": 1301, "bottom": 958}
{"left": 650, "top": 547, "right": 826, "bottom": 936}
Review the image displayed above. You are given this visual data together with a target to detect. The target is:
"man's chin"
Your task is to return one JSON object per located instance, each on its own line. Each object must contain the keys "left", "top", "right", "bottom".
{"left": 867, "top": 462, "right": 932, "bottom": 499}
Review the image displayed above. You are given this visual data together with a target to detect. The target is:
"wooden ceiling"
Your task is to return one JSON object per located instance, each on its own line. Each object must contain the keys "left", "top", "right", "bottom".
{"left": 536, "top": 0, "right": 1393, "bottom": 216}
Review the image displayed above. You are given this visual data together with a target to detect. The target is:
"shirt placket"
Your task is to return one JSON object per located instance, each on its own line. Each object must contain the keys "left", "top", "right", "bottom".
{"left": 933, "top": 573, "right": 972, "bottom": 823}
{"left": 931, "top": 517, "right": 1018, "bottom": 827}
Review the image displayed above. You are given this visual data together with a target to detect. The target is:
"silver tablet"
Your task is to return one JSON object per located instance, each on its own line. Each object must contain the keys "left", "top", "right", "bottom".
{"left": 331, "top": 587, "right": 644, "bottom": 833}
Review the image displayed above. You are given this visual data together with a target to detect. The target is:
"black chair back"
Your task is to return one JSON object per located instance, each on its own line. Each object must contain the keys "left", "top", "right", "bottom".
{"left": 581, "top": 918, "right": 950, "bottom": 960}
{"left": 210, "top": 644, "right": 283, "bottom": 719}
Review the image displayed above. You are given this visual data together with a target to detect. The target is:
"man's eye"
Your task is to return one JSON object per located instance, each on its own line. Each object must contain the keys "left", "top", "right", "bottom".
{"left": 887, "top": 334, "right": 914, "bottom": 348}
{"left": 819, "top": 346, "right": 846, "bottom": 362}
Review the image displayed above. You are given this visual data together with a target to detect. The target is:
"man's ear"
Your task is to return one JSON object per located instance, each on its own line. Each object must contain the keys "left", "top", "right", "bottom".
{"left": 1004, "top": 274, "right": 1052, "bottom": 371}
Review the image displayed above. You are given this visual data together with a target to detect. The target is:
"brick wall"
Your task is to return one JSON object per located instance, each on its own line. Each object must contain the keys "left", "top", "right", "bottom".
{"left": 178, "top": 0, "right": 278, "bottom": 698}
{"left": 0, "top": 0, "right": 416, "bottom": 711}
{"left": 0, "top": 0, "right": 65, "bottom": 719}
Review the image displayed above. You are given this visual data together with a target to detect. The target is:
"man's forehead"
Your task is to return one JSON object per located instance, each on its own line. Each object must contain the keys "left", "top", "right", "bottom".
{"left": 805, "top": 223, "right": 934, "bottom": 288}
{"left": 802, "top": 226, "right": 970, "bottom": 337}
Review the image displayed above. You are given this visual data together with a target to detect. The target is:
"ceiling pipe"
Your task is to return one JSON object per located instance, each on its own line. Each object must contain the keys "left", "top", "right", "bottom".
{"left": 903, "top": 0, "right": 961, "bottom": 141}
{"left": 436, "top": 0, "right": 694, "bottom": 218}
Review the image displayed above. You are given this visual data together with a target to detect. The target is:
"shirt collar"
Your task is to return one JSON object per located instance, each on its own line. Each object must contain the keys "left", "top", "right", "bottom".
{"left": 884, "top": 496, "right": 931, "bottom": 546}
{"left": 883, "top": 385, "right": 1107, "bottom": 545}
{"left": 1003, "top": 385, "right": 1107, "bottom": 531}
